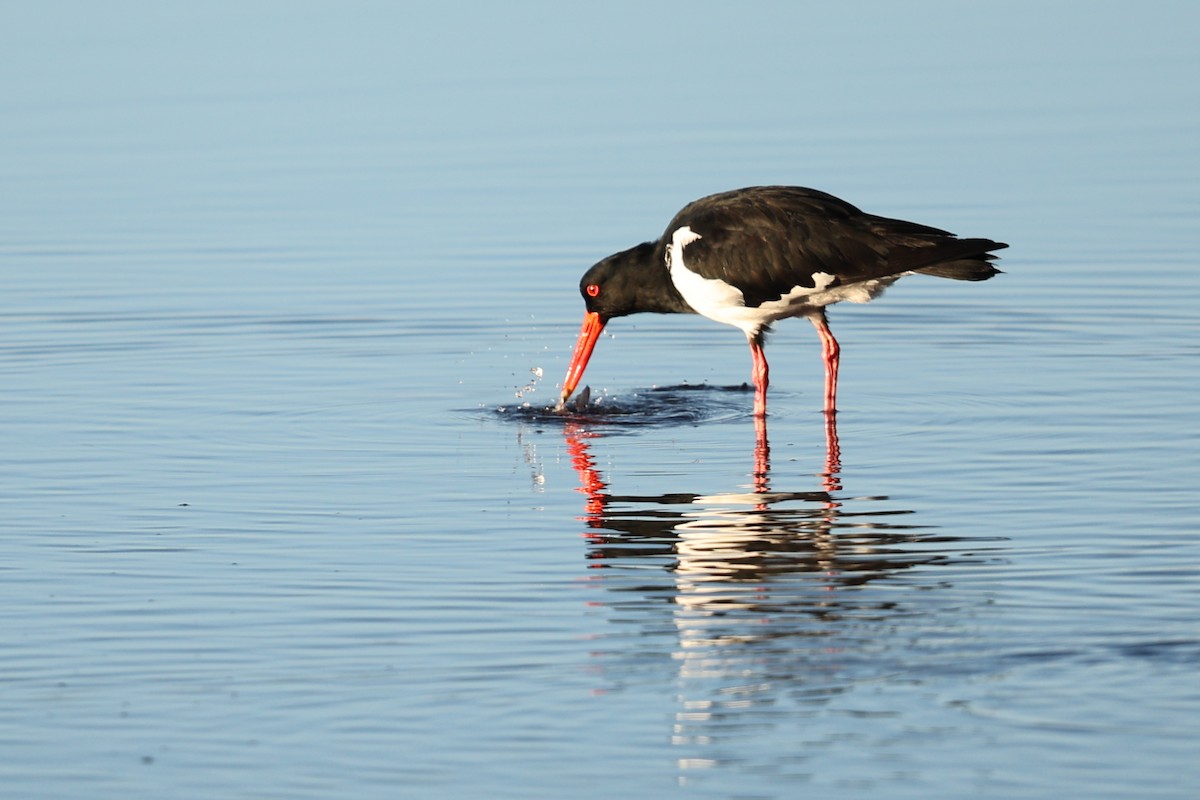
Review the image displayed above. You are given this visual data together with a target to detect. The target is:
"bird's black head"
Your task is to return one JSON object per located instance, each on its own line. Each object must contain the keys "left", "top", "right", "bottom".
{"left": 559, "top": 238, "right": 693, "bottom": 409}
{"left": 578, "top": 240, "right": 689, "bottom": 319}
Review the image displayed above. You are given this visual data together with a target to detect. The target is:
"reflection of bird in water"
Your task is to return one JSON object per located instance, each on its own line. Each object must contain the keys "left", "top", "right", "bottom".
{"left": 563, "top": 416, "right": 977, "bottom": 614}
{"left": 557, "top": 416, "right": 1005, "bottom": 786}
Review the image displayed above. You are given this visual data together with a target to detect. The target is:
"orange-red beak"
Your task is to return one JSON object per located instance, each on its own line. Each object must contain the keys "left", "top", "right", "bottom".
{"left": 557, "top": 311, "right": 606, "bottom": 409}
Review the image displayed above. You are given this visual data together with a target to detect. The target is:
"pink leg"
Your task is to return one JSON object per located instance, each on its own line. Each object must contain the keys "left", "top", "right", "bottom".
{"left": 809, "top": 311, "right": 840, "bottom": 415}
{"left": 748, "top": 334, "right": 769, "bottom": 418}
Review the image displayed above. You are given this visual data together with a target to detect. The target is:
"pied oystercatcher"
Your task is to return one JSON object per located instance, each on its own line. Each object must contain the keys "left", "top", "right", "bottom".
{"left": 557, "top": 186, "right": 1006, "bottom": 417}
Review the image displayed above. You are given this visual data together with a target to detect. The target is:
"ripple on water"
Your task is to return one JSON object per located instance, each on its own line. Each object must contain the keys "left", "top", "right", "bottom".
{"left": 491, "top": 383, "right": 758, "bottom": 428}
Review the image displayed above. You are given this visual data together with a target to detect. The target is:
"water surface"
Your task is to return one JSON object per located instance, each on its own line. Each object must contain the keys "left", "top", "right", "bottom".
{"left": 2, "top": 3, "right": 1198, "bottom": 798}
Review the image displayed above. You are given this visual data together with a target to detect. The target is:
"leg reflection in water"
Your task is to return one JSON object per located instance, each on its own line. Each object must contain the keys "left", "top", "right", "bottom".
{"left": 752, "top": 409, "right": 841, "bottom": 501}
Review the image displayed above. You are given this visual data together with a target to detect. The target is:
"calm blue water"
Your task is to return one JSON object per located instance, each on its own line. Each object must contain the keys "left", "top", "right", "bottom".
{"left": 3, "top": 3, "right": 1198, "bottom": 798}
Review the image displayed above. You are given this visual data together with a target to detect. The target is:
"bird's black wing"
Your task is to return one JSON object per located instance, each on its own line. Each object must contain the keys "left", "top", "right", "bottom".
{"left": 664, "top": 186, "right": 1005, "bottom": 307}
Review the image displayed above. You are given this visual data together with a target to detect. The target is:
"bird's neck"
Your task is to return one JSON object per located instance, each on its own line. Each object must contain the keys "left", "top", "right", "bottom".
{"left": 623, "top": 239, "right": 695, "bottom": 315}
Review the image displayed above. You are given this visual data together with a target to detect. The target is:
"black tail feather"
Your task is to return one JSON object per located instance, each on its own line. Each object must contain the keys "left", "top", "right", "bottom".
{"left": 910, "top": 239, "right": 1007, "bottom": 281}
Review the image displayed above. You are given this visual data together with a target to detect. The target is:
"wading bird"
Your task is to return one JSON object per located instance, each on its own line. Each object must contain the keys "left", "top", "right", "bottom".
{"left": 557, "top": 186, "right": 1006, "bottom": 417}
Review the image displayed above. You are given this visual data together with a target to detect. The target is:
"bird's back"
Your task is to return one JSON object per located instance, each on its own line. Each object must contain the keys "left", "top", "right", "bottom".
{"left": 662, "top": 186, "right": 1006, "bottom": 308}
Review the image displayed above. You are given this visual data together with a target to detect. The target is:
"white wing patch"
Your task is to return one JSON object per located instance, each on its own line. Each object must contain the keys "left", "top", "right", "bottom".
{"left": 774, "top": 275, "right": 897, "bottom": 309}
{"left": 667, "top": 224, "right": 895, "bottom": 337}
{"left": 667, "top": 226, "right": 746, "bottom": 324}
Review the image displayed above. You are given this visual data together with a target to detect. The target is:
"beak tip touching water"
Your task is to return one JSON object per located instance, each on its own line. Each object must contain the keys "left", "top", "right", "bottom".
{"left": 558, "top": 311, "right": 605, "bottom": 411}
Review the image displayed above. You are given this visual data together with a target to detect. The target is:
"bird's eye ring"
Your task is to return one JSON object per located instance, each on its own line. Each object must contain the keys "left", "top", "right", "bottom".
{"left": 586, "top": 284, "right": 600, "bottom": 297}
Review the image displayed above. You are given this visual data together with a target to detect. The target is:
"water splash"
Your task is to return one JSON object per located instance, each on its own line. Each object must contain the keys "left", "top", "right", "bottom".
{"left": 514, "top": 366, "right": 544, "bottom": 400}
{"left": 493, "top": 383, "right": 755, "bottom": 428}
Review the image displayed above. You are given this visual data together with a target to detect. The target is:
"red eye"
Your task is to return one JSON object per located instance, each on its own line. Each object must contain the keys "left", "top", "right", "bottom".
{"left": 586, "top": 284, "right": 601, "bottom": 297}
